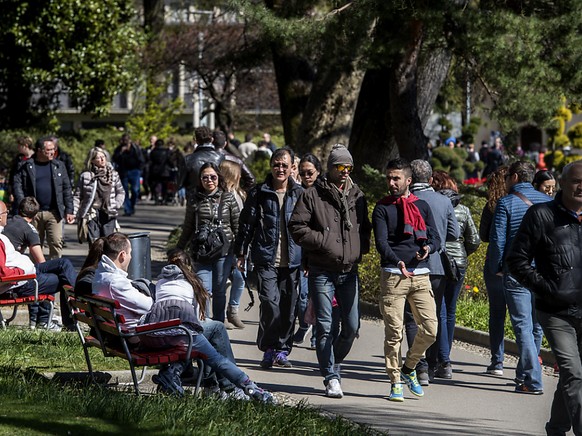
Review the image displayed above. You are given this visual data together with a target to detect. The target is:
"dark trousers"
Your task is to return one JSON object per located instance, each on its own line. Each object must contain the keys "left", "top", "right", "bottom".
{"left": 538, "top": 310, "right": 582, "bottom": 436}
{"left": 404, "top": 275, "right": 445, "bottom": 371}
{"left": 20, "top": 258, "right": 77, "bottom": 325}
{"left": 256, "top": 265, "right": 299, "bottom": 353}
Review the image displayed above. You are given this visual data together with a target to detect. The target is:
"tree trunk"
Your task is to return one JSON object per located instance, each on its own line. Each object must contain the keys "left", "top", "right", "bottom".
{"left": 270, "top": 48, "right": 314, "bottom": 146}
{"left": 417, "top": 47, "right": 452, "bottom": 129}
{"left": 349, "top": 69, "right": 398, "bottom": 171}
{"left": 389, "top": 20, "right": 429, "bottom": 161}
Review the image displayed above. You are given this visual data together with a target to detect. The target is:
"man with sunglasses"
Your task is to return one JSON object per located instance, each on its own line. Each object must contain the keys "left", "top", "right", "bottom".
{"left": 234, "top": 147, "right": 303, "bottom": 370}
{"left": 289, "top": 144, "right": 371, "bottom": 398}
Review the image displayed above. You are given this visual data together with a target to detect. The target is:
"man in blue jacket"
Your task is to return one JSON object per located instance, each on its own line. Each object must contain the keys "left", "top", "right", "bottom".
{"left": 489, "top": 160, "right": 551, "bottom": 394}
{"left": 234, "top": 147, "right": 303, "bottom": 369}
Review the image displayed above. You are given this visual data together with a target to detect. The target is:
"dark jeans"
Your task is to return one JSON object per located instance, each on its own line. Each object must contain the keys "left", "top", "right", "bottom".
{"left": 405, "top": 275, "right": 445, "bottom": 371}
{"left": 438, "top": 268, "right": 466, "bottom": 364}
{"left": 121, "top": 169, "right": 141, "bottom": 215}
{"left": 484, "top": 263, "right": 506, "bottom": 365}
{"left": 538, "top": 310, "right": 582, "bottom": 436}
{"left": 21, "top": 258, "right": 77, "bottom": 325}
{"left": 295, "top": 271, "right": 309, "bottom": 331}
{"left": 200, "top": 319, "right": 238, "bottom": 391}
{"left": 256, "top": 265, "right": 299, "bottom": 353}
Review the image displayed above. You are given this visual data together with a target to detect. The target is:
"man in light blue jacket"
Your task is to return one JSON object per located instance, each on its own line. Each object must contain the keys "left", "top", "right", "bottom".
{"left": 489, "top": 161, "right": 551, "bottom": 394}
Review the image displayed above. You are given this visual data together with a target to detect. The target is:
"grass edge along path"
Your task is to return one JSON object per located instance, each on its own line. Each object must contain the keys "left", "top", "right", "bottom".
{"left": 0, "top": 366, "right": 382, "bottom": 436}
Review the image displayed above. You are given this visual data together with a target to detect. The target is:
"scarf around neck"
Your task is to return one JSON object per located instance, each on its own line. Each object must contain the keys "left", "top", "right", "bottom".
{"left": 377, "top": 193, "right": 427, "bottom": 242}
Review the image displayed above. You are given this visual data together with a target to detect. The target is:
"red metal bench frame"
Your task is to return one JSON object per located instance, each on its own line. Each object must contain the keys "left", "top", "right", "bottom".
{"left": 0, "top": 273, "right": 55, "bottom": 328}
{"left": 65, "top": 288, "right": 206, "bottom": 395}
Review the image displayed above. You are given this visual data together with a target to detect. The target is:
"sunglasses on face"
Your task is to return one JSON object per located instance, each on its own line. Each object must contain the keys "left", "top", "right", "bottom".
{"left": 201, "top": 175, "right": 218, "bottom": 181}
{"left": 272, "top": 163, "right": 289, "bottom": 169}
{"left": 335, "top": 164, "right": 353, "bottom": 173}
{"left": 299, "top": 170, "right": 316, "bottom": 177}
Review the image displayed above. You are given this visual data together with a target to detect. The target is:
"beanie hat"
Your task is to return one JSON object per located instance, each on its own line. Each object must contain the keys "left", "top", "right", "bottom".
{"left": 445, "top": 137, "right": 456, "bottom": 146}
{"left": 327, "top": 144, "right": 354, "bottom": 170}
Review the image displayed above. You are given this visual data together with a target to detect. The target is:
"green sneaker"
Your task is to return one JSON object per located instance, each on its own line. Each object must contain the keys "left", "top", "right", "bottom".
{"left": 388, "top": 383, "right": 404, "bottom": 402}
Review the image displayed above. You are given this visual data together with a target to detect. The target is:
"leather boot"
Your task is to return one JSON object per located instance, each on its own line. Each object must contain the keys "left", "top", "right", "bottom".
{"left": 227, "top": 305, "right": 245, "bottom": 329}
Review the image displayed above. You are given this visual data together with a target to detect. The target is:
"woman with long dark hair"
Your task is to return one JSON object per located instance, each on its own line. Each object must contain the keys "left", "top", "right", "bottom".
{"left": 177, "top": 162, "right": 239, "bottom": 323}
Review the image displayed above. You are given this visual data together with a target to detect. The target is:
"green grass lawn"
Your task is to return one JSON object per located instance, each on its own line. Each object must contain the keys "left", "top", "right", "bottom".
{"left": 0, "top": 330, "right": 380, "bottom": 436}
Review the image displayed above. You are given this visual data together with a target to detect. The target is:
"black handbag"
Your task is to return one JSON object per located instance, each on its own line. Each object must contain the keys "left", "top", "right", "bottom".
{"left": 440, "top": 249, "right": 461, "bottom": 282}
{"left": 191, "top": 194, "right": 231, "bottom": 263}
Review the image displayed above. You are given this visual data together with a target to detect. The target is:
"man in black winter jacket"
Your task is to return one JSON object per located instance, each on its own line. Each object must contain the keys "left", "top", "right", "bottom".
{"left": 507, "top": 161, "right": 582, "bottom": 435}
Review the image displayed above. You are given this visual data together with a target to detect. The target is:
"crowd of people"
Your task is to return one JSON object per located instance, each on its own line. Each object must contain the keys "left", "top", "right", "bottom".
{"left": 0, "top": 129, "right": 580, "bottom": 434}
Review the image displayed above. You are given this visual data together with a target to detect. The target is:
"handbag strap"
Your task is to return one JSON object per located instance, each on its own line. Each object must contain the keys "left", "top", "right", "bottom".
{"left": 512, "top": 191, "right": 533, "bottom": 207}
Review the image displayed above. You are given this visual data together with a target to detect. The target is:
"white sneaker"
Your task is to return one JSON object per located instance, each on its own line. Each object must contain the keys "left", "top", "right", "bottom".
{"left": 325, "top": 378, "right": 343, "bottom": 398}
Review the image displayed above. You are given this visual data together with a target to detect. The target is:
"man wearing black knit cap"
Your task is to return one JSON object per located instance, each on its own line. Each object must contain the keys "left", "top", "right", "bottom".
{"left": 289, "top": 144, "right": 371, "bottom": 399}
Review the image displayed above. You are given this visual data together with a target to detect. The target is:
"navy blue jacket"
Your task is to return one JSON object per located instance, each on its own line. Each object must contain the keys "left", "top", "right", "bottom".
{"left": 234, "top": 175, "right": 303, "bottom": 268}
{"left": 13, "top": 158, "right": 73, "bottom": 221}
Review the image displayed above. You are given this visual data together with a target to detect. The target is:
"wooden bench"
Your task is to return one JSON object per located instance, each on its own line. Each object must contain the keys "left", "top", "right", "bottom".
{"left": 0, "top": 273, "right": 55, "bottom": 328}
{"left": 65, "top": 289, "right": 206, "bottom": 395}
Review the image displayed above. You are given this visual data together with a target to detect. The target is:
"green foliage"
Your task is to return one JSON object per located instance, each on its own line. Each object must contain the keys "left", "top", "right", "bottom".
{"left": 461, "top": 117, "right": 482, "bottom": 144}
{"left": 246, "top": 154, "right": 272, "bottom": 183}
{"left": 430, "top": 147, "right": 466, "bottom": 183}
{"left": 126, "top": 80, "right": 183, "bottom": 148}
{"left": 567, "top": 122, "right": 582, "bottom": 149}
{"left": 0, "top": 0, "right": 144, "bottom": 128}
{"left": 354, "top": 165, "right": 386, "bottom": 205}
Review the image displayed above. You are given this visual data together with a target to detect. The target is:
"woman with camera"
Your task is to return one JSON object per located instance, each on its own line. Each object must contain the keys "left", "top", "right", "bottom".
{"left": 177, "top": 162, "right": 239, "bottom": 323}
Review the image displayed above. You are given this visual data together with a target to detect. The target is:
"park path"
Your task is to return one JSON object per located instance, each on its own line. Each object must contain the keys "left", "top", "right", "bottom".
{"left": 58, "top": 201, "right": 563, "bottom": 436}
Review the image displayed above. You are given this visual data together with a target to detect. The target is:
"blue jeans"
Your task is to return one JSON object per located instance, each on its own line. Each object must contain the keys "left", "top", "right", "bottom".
{"left": 22, "top": 258, "right": 77, "bottom": 325}
{"left": 121, "top": 169, "right": 141, "bottom": 215}
{"left": 190, "top": 332, "right": 248, "bottom": 388}
{"left": 504, "top": 274, "right": 543, "bottom": 389}
{"left": 296, "top": 272, "right": 309, "bottom": 331}
{"left": 438, "top": 268, "right": 466, "bottom": 364}
{"left": 310, "top": 267, "right": 360, "bottom": 383}
{"left": 485, "top": 262, "right": 506, "bottom": 365}
{"left": 228, "top": 259, "right": 244, "bottom": 308}
{"left": 201, "top": 319, "right": 237, "bottom": 390}
{"left": 537, "top": 310, "right": 582, "bottom": 435}
{"left": 196, "top": 255, "right": 233, "bottom": 323}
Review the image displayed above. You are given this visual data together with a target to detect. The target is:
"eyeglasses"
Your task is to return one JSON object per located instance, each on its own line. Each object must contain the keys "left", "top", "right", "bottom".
{"left": 272, "top": 163, "right": 289, "bottom": 169}
{"left": 201, "top": 175, "right": 218, "bottom": 181}
{"left": 335, "top": 164, "right": 353, "bottom": 173}
{"left": 299, "top": 170, "right": 316, "bottom": 177}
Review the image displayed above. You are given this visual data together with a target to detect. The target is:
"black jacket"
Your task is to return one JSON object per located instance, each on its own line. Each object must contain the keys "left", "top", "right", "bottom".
{"left": 13, "top": 158, "right": 74, "bottom": 221}
{"left": 234, "top": 175, "right": 303, "bottom": 268}
{"left": 506, "top": 192, "right": 582, "bottom": 315}
{"left": 179, "top": 144, "right": 224, "bottom": 203}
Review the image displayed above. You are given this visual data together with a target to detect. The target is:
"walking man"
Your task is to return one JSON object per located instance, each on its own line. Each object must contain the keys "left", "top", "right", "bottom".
{"left": 372, "top": 158, "right": 440, "bottom": 402}
{"left": 234, "top": 147, "right": 303, "bottom": 369}
{"left": 489, "top": 160, "right": 551, "bottom": 393}
{"left": 289, "top": 144, "right": 371, "bottom": 398}
{"left": 506, "top": 160, "right": 582, "bottom": 434}
{"left": 13, "top": 136, "right": 75, "bottom": 259}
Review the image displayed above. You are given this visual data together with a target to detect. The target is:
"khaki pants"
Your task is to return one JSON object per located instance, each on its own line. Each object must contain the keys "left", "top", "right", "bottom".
{"left": 33, "top": 210, "right": 63, "bottom": 260}
{"left": 379, "top": 270, "right": 438, "bottom": 383}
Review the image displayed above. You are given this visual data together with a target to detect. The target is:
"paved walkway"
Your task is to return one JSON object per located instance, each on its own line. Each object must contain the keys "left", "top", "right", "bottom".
{"left": 55, "top": 202, "right": 566, "bottom": 435}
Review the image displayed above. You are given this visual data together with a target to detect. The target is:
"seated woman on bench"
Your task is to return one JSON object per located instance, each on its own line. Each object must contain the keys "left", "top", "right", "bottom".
{"left": 142, "top": 248, "right": 274, "bottom": 402}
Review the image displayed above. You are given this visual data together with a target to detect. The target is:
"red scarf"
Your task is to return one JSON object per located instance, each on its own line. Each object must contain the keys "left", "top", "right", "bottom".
{"left": 377, "top": 193, "right": 427, "bottom": 242}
